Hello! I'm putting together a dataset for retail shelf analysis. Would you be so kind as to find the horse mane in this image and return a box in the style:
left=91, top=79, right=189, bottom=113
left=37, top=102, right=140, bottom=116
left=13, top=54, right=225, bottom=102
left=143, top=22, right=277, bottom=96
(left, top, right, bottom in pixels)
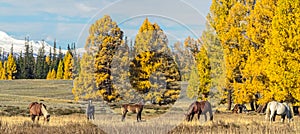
left=186, top=101, right=196, bottom=114
left=40, top=103, right=47, bottom=109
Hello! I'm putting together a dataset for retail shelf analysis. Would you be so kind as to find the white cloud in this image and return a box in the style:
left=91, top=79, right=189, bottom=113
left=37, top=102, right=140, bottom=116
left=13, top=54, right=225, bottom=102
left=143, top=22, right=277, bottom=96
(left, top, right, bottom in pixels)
left=0, top=0, right=212, bottom=48
left=75, top=3, right=98, bottom=13
left=0, top=0, right=111, bottom=17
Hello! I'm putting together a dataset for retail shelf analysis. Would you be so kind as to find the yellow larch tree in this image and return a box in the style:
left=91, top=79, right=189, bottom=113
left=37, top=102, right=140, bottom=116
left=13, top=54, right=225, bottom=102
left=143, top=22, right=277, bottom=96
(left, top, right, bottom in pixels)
left=196, top=46, right=211, bottom=100
left=6, top=53, right=17, bottom=80
left=63, top=51, right=73, bottom=80
left=56, top=60, right=63, bottom=79
left=131, top=18, right=180, bottom=104
left=245, top=0, right=278, bottom=106
left=264, top=0, right=300, bottom=105
left=209, top=0, right=256, bottom=109
left=73, top=15, right=123, bottom=102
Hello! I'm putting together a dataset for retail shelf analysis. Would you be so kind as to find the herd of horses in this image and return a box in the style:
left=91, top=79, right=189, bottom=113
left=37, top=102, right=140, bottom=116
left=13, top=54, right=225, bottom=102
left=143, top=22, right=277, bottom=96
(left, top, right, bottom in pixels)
left=27, top=100, right=294, bottom=124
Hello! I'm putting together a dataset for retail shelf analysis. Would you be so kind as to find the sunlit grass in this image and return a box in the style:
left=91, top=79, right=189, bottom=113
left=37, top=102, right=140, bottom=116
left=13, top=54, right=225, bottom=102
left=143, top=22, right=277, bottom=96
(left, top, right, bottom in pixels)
left=0, top=80, right=299, bottom=133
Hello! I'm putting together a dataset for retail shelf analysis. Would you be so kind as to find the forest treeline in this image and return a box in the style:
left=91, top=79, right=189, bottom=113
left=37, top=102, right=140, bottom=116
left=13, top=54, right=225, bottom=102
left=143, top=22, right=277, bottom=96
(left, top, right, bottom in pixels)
left=2, top=0, right=299, bottom=108
left=0, top=38, right=77, bottom=80
left=73, top=0, right=300, bottom=107
left=207, top=0, right=300, bottom=109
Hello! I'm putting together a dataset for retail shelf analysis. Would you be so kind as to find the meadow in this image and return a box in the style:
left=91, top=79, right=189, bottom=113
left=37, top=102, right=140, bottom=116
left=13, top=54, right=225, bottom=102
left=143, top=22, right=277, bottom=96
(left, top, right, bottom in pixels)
left=0, top=80, right=299, bottom=134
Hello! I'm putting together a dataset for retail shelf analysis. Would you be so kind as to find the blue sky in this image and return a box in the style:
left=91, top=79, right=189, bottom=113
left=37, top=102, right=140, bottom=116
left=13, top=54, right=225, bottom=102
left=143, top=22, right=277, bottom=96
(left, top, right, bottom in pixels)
left=0, top=0, right=212, bottom=49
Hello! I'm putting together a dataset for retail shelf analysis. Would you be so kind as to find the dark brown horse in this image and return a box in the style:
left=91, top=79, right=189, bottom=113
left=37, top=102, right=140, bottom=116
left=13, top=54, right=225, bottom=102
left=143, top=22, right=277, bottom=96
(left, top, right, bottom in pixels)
left=29, top=102, right=50, bottom=123
left=232, top=104, right=248, bottom=114
left=185, top=101, right=213, bottom=122
left=121, top=101, right=144, bottom=122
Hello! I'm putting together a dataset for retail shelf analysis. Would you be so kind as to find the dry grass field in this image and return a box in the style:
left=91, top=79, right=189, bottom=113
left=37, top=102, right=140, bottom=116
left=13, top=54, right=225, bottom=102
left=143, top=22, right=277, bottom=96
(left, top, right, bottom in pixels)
left=0, top=80, right=299, bottom=134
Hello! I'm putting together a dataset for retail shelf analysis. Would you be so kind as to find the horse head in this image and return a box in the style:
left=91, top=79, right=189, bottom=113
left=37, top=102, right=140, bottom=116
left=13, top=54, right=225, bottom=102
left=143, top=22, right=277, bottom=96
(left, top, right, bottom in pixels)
left=184, top=113, right=190, bottom=121
left=40, top=103, right=50, bottom=122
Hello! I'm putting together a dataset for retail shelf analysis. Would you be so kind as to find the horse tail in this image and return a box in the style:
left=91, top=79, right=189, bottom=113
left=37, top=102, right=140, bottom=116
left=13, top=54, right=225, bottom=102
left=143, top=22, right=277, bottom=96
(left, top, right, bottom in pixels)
left=265, top=102, right=271, bottom=120
left=284, top=103, right=293, bottom=120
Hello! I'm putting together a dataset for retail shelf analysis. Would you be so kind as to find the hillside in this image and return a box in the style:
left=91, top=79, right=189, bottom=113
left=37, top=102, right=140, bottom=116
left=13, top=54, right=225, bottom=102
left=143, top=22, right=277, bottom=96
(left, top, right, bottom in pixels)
left=0, top=31, right=69, bottom=56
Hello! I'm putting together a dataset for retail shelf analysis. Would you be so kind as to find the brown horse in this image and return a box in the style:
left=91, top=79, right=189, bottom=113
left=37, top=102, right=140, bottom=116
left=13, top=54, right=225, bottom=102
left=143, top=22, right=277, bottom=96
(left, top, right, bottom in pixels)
left=29, top=102, right=50, bottom=123
left=232, top=104, right=248, bottom=114
left=185, top=101, right=213, bottom=122
left=121, top=101, right=144, bottom=122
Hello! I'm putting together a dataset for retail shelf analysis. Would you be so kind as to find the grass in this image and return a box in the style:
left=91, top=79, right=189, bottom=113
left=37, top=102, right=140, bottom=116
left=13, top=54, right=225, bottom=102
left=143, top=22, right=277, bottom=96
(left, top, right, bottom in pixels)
left=0, top=80, right=299, bottom=134
left=0, top=114, right=106, bottom=134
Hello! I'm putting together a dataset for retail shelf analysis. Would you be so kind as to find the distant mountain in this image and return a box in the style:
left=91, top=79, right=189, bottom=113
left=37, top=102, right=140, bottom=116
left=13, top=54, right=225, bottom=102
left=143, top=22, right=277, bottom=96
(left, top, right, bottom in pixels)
left=0, top=31, right=88, bottom=57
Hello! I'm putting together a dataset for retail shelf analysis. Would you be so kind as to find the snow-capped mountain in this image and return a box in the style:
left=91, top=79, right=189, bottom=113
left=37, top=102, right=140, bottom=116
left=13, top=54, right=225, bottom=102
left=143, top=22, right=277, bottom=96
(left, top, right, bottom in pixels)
left=0, top=31, right=69, bottom=56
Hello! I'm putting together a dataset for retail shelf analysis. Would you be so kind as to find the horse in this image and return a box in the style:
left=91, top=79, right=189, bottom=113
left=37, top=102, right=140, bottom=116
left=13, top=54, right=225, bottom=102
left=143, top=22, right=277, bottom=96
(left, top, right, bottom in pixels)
left=185, top=101, right=213, bottom=122
left=232, top=104, right=248, bottom=114
left=265, top=101, right=293, bottom=123
left=86, top=100, right=95, bottom=120
left=121, top=100, right=144, bottom=122
left=29, top=102, right=50, bottom=123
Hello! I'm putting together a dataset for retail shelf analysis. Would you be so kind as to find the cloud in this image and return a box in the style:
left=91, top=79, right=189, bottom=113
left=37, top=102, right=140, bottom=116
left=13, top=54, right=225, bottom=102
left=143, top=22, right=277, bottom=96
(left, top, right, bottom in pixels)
left=0, top=0, right=212, bottom=48
left=75, top=3, right=98, bottom=13
left=0, top=0, right=111, bottom=17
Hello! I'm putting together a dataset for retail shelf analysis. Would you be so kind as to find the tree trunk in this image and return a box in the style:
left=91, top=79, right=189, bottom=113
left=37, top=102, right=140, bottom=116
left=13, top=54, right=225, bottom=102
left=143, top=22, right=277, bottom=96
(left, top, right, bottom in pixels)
left=227, top=90, right=232, bottom=110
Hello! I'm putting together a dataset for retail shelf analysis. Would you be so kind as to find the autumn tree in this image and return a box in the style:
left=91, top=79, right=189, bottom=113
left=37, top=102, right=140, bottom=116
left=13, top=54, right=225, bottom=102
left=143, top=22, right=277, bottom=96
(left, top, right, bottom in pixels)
left=1, top=61, right=7, bottom=80
left=56, top=60, right=63, bottom=79
left=73, top=15, right=123, bottom=102
left=263, top=0, right=300, bottom=105
left=209, top=0, right=256, bottom=110
left=196, top=46, right=212, bottom=100
left=63, top=51, right=73, bottom=80
left=110, top=37, right=133, bottom=101
left=173, top=41, right=195, bottom=81
left=6, top=53, right=17, bottom=80
left=130, top=18, right=180, bottom=104
left=0, top=61, right=3, bottom=80
left=72, top=53, right=97, bottom=101
left=187, top=66, right=200, bottom=99
left=201, top=20, right=225, bottom=103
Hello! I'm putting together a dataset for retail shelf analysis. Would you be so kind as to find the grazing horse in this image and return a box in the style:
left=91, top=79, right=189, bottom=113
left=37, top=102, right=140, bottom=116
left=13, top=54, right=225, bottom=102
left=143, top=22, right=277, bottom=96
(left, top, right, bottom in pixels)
left=121, top=100, right=144, bottom=122
left=232, top=104, right=248, bottom=114
left=265, top=101, right=293, bottom=123
left=86, top=100, right=95, bottom=120
left=185, top=101, right=213, bottom=122
left=29, top=102, right=50, bottom=123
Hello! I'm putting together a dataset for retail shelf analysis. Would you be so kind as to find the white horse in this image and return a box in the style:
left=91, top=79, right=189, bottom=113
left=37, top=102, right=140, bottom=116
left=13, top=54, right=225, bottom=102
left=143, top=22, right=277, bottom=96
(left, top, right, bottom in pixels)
left=265, top=101, right=293, bottom=123
left=86, top=100, right=95, bottom=120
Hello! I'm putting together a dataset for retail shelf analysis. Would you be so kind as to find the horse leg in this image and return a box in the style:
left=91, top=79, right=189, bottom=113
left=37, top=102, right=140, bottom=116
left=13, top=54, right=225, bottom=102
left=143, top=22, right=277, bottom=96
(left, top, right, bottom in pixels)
left=197, top=112, right=201, bottom=121
left=269, top=112, right=274, bottom=123
left=270, top=112, right=276, bottom=123
left=37, top=116, right=40, bottom=124
left=272, top=114, right=276, bottom=122
left=31, top=115, right=36, bottom=123
left=281, top=115, right=285, bottom=123
left=204, top=113, right=207, bottom=122
left=121, top=112, right=127, bottom=122
left=190, top=113, right=194, bottom=121
left=139, top=111, right=142, bottom=121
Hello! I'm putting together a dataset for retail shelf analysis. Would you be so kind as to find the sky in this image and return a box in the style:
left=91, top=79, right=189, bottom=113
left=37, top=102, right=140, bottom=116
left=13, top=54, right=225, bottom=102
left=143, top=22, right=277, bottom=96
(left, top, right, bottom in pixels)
left=0, top=0, right=212, bottom=49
